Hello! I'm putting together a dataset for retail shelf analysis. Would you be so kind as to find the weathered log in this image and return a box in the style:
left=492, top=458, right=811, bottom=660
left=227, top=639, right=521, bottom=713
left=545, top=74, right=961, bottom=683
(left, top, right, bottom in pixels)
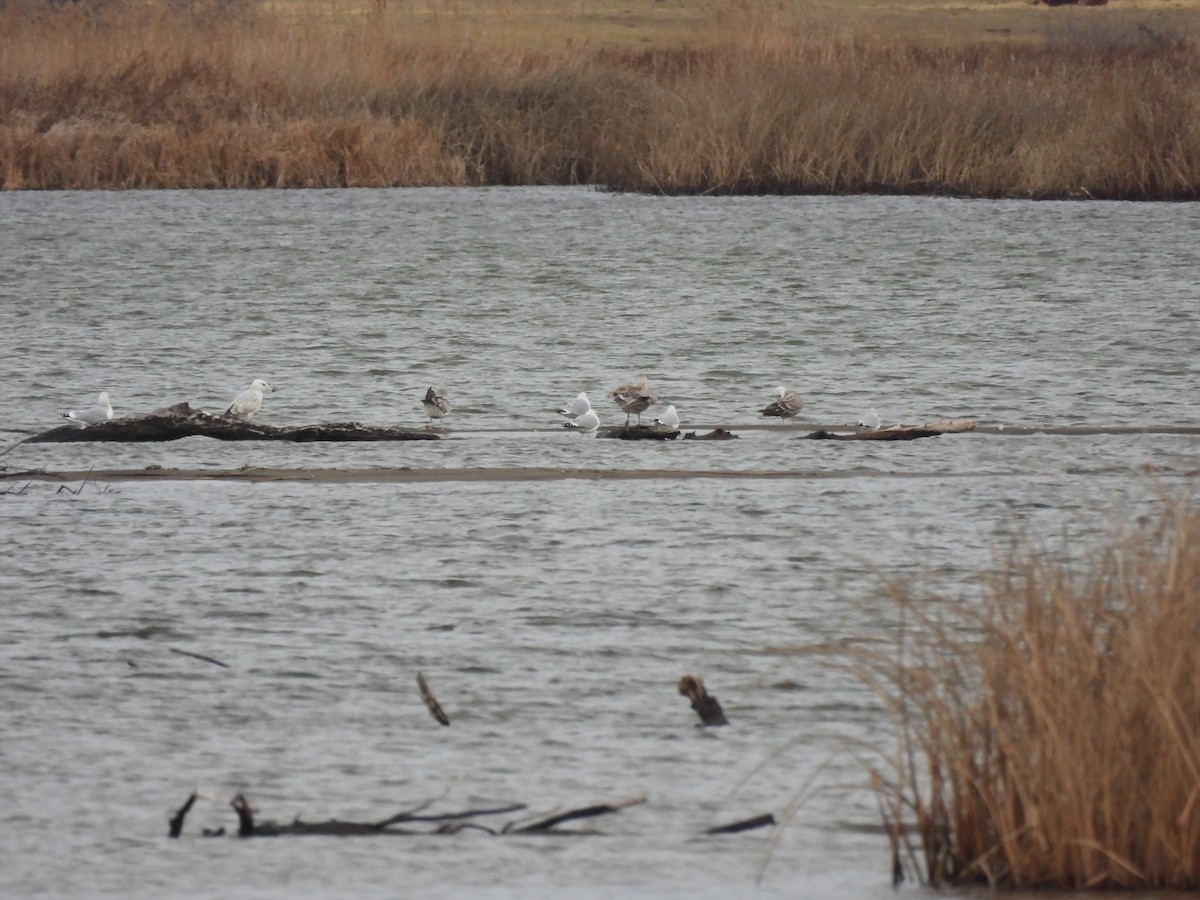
left=506, top=796, right=648, bottom=834
left=678, top=675, right=728, bottom=726
left=22, top=403, right=440, bottom=445
left=705, top=813, right=776, bottom=835
left=682, top=428, right=739, bottom=441
left=168, top=791, right=198, bottom=838
left=805, top=419, right=976, bottom=442
left=597, top=425, right=679, bottom=440
left=168, top=647, right=229, bottom=668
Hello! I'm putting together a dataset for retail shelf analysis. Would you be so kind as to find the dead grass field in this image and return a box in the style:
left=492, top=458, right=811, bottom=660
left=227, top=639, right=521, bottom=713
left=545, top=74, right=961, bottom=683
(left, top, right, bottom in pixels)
left=3, top=0, right=1200, bottom=194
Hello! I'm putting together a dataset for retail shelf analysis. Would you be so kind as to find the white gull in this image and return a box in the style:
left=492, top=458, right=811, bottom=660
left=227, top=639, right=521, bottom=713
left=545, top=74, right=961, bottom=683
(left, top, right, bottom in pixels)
left=62, top=391, right=114, bottom=427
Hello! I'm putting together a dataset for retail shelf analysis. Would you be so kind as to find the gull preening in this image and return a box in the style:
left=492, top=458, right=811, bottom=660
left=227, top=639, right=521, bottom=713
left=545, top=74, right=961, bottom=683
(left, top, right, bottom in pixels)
left=225, top=379, right=274, bottom=420
left=61, top=391, right=114, bottom=427
left=422, top=386, right=451, bottom=426
left=654, top=404, right=680, bottom=430
left=760, top=386, right=804, bottom=421
left=609, top=374, right=659, bottom=425
left=858, top=408, right=882, bottom=430
left=563, top=407, right=600, bottom=432
left=558, top=392, right=591, bottom=419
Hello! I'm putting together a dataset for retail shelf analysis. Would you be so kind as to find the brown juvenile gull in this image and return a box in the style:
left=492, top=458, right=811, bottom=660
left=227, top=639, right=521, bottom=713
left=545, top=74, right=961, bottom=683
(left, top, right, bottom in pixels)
left=225, top=379, right=274, bottom=420
left=422, top=386, right=451, bottom=426
left=609, top=374, right=659, bottom=425
left=62, top=391, right=114, bottom=426
left=760, top=386, right=803, bottom=422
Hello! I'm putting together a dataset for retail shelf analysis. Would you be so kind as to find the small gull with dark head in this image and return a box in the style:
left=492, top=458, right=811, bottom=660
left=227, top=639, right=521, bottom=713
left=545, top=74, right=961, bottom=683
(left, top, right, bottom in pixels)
left=654, top=404, right=680, bottom=430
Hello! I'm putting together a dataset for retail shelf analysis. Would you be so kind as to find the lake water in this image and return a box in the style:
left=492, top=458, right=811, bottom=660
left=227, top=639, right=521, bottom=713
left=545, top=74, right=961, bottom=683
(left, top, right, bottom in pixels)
left=1, top=187, right=1198, bottom=898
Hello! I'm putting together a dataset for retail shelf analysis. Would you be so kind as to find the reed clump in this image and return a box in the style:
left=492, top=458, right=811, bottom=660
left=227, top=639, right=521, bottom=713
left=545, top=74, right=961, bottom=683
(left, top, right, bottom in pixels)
left=867, top=499, right=1200, bottom=888
left=2, top=2, right=1200, bottom=196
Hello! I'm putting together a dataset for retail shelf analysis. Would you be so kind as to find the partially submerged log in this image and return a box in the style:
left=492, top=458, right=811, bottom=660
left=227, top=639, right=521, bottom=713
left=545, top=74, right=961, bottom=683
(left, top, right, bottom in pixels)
left=678, top=675, right=728, bottom=726
left=805, top=419, right=976, bottom=442
left=168, top=792, right=643, bottom=839
left=706, top=813, right=776, bottom=835
left=23, top=403, right=439, bottom=444
left=683, top=429, right=739, bottom=441
left=597, top=425, right=679, bottom=440
left=417, top=672, right=450, bottom=726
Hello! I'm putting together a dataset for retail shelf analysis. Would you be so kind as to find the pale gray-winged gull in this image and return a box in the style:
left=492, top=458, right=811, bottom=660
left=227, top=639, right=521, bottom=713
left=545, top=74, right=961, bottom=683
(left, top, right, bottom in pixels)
left=654, top=404, right=680, bottom=430
left=760, top=386, right=803, bottom=421
left=858, top=408, right=882, bottom=430
left=422, top=386, right=451, bottom=426
left=62, top=391, right=114, bottom=427
left=563, top=408, right=600, bottom=432
left=225, top=379, right=274, bottom=420
left=609, top=374, right=659, bottom=424
left=558, top=391, right=591, bottom=419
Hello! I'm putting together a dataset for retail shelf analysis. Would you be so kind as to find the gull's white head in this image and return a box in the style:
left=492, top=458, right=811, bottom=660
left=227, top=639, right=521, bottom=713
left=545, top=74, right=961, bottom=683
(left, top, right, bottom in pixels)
left=98, top=392, right=112, bottom=408
left=250, top=379, right=274, bottom=393
left=775, top=386, right=788, bottom=398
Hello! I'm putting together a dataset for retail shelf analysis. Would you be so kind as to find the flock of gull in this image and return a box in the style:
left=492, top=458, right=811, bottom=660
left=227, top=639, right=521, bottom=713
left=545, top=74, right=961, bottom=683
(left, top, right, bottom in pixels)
left=59, top=376, right=885, bottom=432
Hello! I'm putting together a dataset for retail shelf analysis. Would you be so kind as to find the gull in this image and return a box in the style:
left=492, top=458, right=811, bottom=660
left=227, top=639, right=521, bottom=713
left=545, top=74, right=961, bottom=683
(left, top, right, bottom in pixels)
left=609, top=373, right=659, bottom=425
left=558, top=392, right=591, bottom=419
left=225, top=379, right=274, bottom=420
left=422, top=386, right=451, bottom=426
left=654, top=404, right=680, bottom=430
left=760, top=386, right=803, bottom=422
left=858, top=408, right=882, bottom=430
left=563, top=408, right=600, bottom=432
left=62, top=391, right=114, bottom=427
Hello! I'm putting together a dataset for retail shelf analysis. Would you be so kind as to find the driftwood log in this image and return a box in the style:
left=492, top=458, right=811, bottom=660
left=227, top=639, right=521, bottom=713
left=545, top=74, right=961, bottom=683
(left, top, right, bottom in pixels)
left=805, top=419, right=976, bottom=442
left=21, top=403, right=440, bottom=445
left=168, top=792, right=645, bottom=839
left=597, top=425, right=680, bottom=440
left=682, top=429, right=739, bottom=441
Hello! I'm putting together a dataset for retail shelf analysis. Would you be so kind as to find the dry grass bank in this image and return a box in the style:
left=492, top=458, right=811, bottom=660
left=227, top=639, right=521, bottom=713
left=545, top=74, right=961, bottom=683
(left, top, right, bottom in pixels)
left=865, top=498, right=1200, bottom=888
left=2, top=1, right=1199, bottom=195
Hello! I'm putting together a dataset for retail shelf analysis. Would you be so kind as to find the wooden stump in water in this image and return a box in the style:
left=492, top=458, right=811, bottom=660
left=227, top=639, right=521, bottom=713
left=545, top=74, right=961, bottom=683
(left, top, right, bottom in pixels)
left=678, top=675, right=728, bottom=726
left=597, top=425, right=679, bottom=440
left=805, top=419, right=976, bottom=442
left=682, top=429, right=739, bottom=441
left=22, top=403, right=440, bottom=444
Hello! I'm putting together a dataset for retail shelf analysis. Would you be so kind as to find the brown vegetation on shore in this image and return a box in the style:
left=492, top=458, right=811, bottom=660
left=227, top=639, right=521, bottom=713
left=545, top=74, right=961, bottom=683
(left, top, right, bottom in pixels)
left=2, top=1, right=1199, bottom=197
left=866, top=498, right=1200, bottom=888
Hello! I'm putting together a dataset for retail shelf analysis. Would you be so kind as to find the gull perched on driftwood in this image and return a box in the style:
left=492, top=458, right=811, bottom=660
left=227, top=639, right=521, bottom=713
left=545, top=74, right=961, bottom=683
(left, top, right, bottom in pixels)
left=858, top=408, right=882, bottom=430
left=564, top=407, right=600, bottom=432
left=609, top=374, right=659, bottom=425
left=654, top=404, right=680, bottom=430
left=422, top=386, right=451, bottom=427
left=557, top=392, right=591, bottom=419
left=62, top=391, right=114, bottom=426
left=225, top=379, right=274, bottom=420
left=760, top=386, right=803, bottom=422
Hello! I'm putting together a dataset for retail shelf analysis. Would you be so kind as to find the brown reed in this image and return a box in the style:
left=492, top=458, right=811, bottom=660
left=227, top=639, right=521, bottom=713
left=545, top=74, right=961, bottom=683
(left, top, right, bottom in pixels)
left=864, top=498, right=1200, bottom=888
left=2, top=2, right=1199, bottom=196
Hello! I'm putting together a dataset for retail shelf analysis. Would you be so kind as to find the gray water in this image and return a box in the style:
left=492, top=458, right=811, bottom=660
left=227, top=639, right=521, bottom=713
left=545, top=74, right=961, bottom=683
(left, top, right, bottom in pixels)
left=1, top=187, right=1198, bottom=899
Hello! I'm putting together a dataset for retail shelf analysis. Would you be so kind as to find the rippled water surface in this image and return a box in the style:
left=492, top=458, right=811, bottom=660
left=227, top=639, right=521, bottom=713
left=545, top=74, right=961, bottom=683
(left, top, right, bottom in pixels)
left=1, top=188, right=1198, bottom=898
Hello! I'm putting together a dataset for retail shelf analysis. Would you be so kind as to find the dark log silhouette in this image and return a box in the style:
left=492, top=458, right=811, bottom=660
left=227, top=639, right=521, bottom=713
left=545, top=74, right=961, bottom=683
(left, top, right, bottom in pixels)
left=678, top=675, right=728, bottom=726
left=417, top=672, right=450, bottom=726
left=597, top=425, right=679, bottom=440
left=706, top=813, right=776, bottom=834
left=21, top=403, right=440, bottom=445
left=168, top=791, right=643, bottom=839
left=683, top=429, right=739, bottom=441
left=805, top=419, right=976, bottom=442
left=168, top=647, right=229, bottom=668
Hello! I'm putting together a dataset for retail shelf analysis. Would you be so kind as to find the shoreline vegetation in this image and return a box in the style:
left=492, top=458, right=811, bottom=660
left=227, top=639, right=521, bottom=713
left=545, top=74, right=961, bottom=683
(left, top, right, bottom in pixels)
left=2, top=0, right=1200, bottom=197
left=863, top=497, right=1200, bottom=889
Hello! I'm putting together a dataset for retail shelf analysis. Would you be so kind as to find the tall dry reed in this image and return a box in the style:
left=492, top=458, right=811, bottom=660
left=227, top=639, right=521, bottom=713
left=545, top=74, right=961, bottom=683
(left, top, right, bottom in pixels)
left=864, top=498, right=1200, bottom=888
left=2, top=2, right=1199, bottom=195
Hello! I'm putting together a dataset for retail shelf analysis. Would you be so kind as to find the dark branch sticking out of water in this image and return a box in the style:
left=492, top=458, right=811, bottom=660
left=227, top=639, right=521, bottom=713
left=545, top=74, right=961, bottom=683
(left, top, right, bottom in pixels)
left=18, top=403, right=440, bottom=446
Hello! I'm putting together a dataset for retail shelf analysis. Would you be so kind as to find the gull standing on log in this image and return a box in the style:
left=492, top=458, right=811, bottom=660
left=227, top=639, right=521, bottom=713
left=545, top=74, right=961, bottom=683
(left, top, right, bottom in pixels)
left=609, top=374, right=659, bottom=425
left=225, top=379, right=274, bottom=420
left=858, top=408, right=882, bottom=430
left=558, top=391, right=591, bottom=419
left=760, top=386, right=803, bottom=422
left=654, top=404, right=680, bottom=430
left=422, top=386, right=451, bottom=427
left=61, top=391, right=114, bottom=426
